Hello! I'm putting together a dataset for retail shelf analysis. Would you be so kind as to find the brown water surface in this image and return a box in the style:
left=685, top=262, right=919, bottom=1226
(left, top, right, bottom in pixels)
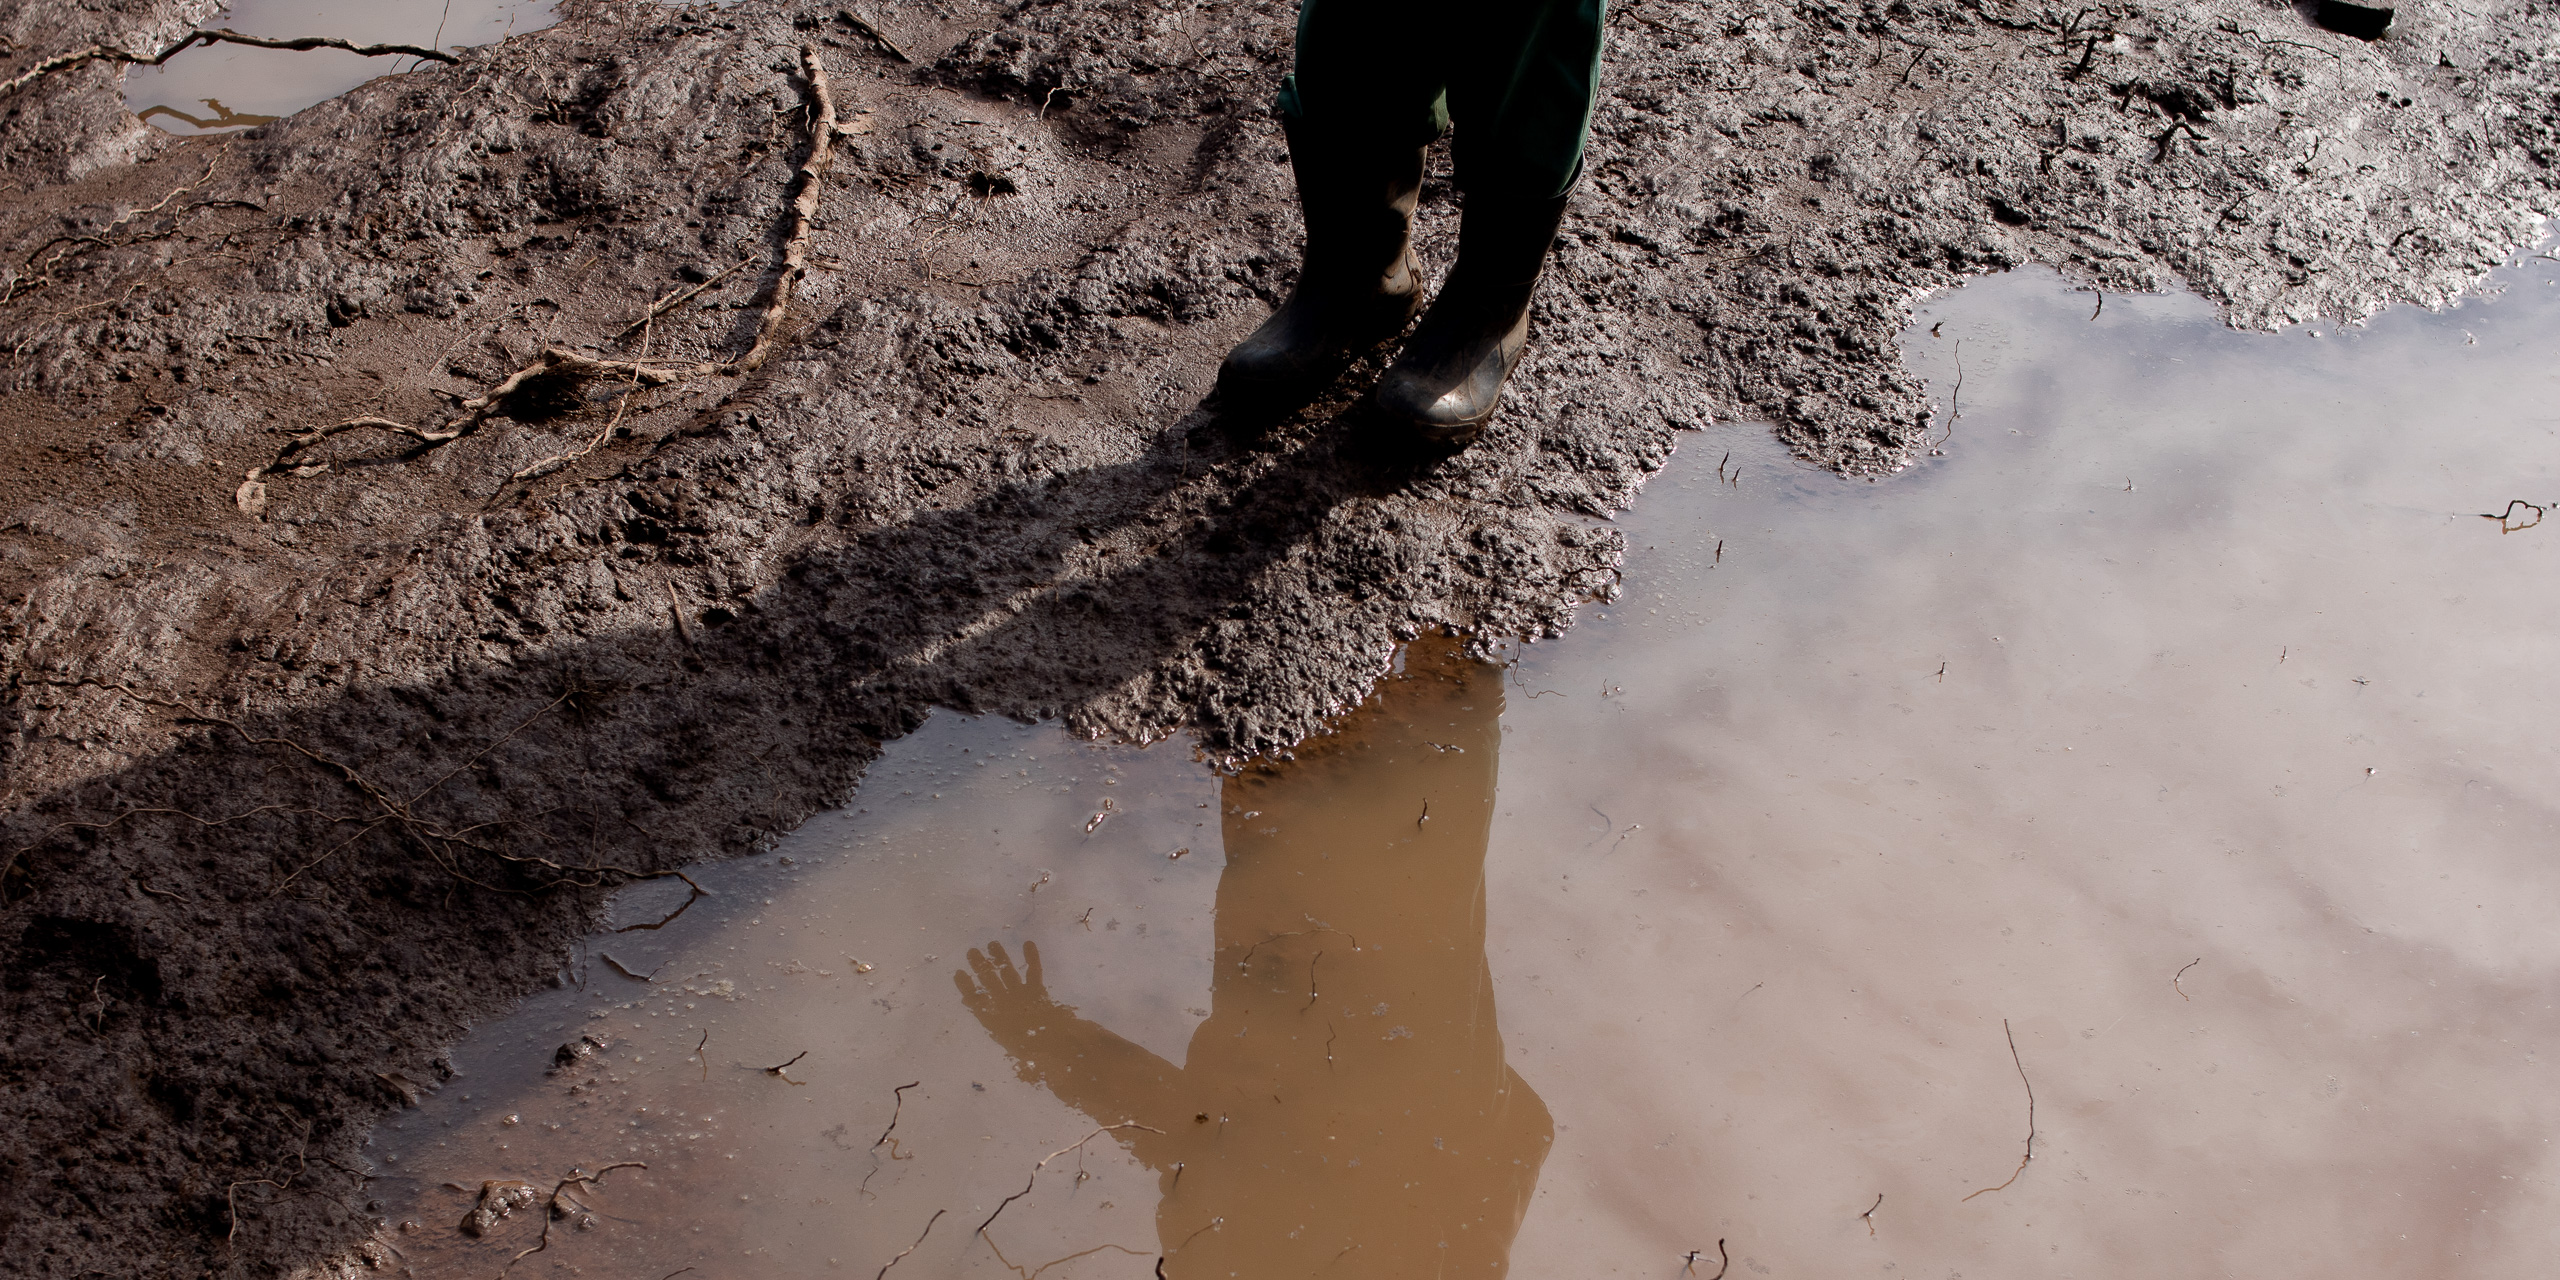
left=365, top=259, right=2560, bottom=1278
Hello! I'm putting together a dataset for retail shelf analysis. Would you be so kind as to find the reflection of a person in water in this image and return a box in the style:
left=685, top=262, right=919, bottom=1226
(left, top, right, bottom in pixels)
left=956, top=636, right=1550, bottom=1277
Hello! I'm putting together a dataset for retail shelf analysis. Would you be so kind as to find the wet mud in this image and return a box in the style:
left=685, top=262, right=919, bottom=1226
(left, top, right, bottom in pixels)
left=358, top=261, right=2558, bottom=1279
left=1, top=0, right=2557, bottom=1275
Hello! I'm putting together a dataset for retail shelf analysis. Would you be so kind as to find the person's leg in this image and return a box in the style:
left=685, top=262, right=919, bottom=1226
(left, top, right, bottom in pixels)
left=1216, top=1, right=1450, bottom=407
left=1372, top=0, right=1604, bottom=441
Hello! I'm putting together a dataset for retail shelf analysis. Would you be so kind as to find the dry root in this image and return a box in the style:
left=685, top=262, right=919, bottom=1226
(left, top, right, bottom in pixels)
left=504, top=1163, right=646, bottom=1272
left=236, top=43, right=844, bottom=515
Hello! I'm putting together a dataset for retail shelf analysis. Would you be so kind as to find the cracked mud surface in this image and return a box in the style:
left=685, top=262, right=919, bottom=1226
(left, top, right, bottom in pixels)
left=0, top=0, right=2553, bottom=1274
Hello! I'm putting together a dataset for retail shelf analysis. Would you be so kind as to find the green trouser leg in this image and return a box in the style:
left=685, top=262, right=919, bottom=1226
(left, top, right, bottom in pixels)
left=1276, top=0, right=1605, bottom=200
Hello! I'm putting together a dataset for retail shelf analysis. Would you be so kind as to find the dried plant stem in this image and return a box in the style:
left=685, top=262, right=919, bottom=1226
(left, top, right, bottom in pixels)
left=236, top=43, right=842, bottom=514
left=505, top=1163, right=646, bottom=1271
left=1961, top=1019, right=2036, bottom=1201
left=976, top=1123, right=1167, bottom=1238
left=876, top=1208, right=945, bottom=1280
left=1, top=28, right=454, bottom=100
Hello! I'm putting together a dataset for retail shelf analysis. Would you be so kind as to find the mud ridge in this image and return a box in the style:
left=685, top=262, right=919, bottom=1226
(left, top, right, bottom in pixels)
left=0, top=0, right=2554, bottom=1274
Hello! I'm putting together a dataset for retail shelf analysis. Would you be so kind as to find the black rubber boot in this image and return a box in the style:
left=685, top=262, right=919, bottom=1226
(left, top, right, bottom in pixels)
left=1371, top=188, right=1573, bottom=444
left=1216, top=125, right=1428, bottom=408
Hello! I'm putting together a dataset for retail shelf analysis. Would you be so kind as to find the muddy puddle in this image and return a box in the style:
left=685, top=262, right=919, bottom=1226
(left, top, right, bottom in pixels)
left=361, top=257, right=2560, bottom=1278
left=124, top=1, right=555, bottom=134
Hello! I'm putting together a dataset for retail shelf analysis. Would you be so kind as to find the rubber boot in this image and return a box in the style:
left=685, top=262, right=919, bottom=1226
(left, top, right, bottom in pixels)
left=1216, top=125, right=1428, bottom=408
left=1371, top=188, right=1573, bottom=444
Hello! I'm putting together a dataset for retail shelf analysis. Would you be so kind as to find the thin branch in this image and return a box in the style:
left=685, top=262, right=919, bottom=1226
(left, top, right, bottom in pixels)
left=505, top=1163, right=646, bottom=1271
left=875, top=1081, right=922, bottom=1153
left=614, top=256, right=753, bottom=338
left=2, top=27, right=455, bottom=100
left=239, top=42, right=843, bottom=512
left=877, top=1208, right=946, bottom=1280
left=835, top=9, right=912, bottom=63
left=511, top=313, right=655, bottom=483
left=1683, top=1239, right=1728, bottom=1277
left=976, top=1123, right=1167, bottom=1238
left=1961, top=1019, right=2036, bottom=1201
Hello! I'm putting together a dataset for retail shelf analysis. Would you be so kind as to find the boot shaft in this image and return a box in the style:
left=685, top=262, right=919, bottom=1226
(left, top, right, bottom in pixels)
left=1284, top=117, right=1427, bottom=292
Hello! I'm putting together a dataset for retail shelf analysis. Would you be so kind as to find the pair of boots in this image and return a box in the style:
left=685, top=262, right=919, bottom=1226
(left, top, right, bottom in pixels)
left=1217, top=130, right=1570, bottom=445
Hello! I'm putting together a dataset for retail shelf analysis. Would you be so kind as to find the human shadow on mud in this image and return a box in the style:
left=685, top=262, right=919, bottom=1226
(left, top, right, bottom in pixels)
left=0, top=394, right=1457, bottom=1273
left=957, top=636, right=1550, bottom=1279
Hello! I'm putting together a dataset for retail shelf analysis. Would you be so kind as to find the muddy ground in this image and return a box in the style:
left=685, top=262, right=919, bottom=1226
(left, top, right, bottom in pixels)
left=0, top=0, right=2553, bottom=1274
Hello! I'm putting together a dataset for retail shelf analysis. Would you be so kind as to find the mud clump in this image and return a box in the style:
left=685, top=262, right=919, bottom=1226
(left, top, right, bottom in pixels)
left=0, top=0, right=2555, bottom=1276
left=455, top=1180, right=541, bottom=1238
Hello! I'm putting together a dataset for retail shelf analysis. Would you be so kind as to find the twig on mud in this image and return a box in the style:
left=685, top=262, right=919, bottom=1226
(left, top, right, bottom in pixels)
left=614, top=875, right=708, bottom=931
left=223, top=1121, right=315, bottom=1245
left=859, top=1079, right=922, bottom=1198
left=2174, top=957, right=2200, bottom=1000
left=875, top=1080, right=922, bottom=1154
left=835, top=9, right=912, bottom=62
left=765, top=1050, right=810, bottom=1076
left=983, top=1239, right=1155, bottom=1280
left=6, top=800, right=345, bottom=901
left=2151, top=118, right=2207, bottom=162
left=510, top=313, right=656, bottom=484
left=976, top=1123, right=1167, bottom=1238
left=2481, top=499, right=2544, bottom=533
left=80, top=975, right=112, bottom=1031
left=615, top=256, right=753, bottom=337
left=1862, top=1192, right=1883, bottom=1235
left=2090, top=288, right=2103, bottom=321
left=505, top=1163, right=646, bottom=1272
left=877, top=1207, right=946, bottom=1280
left=1960, top=1019, right=2036, bottom=1201
left=0, top=154, right=233, bottom=304
left=2215, top=21, right=2346, bottom=59
left=1683, top=1239, right=1728, bottom=1277
left=237, top=43, right=844, bottom=513
left=1950, top=338, right=1965, bottom=421
left=0, top=28, right=454, bottom=100
left=132, top=875, right=190, bottom=902
left=696, top=1030, right=710, bottom=1081
left=665, top=581, right=698, bottom=651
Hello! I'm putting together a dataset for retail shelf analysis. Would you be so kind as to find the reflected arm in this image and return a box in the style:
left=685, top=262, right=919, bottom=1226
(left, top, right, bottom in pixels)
left=955, top=941, right=1190, bottom=1170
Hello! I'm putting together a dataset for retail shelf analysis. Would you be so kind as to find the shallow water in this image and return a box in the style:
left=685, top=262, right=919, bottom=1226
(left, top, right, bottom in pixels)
left=123, top=1, right=553, bottom=134
left=365, top=258, right=2560, bottom=1278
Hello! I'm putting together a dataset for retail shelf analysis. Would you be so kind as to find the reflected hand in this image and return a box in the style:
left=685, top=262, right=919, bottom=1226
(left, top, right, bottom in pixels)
left=954, top=939, right=1051, bottom=1017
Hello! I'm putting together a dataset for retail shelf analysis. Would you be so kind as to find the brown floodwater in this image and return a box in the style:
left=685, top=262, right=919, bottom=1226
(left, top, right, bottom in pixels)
left=123, top=1, right=555, bottom=134
left=363, top=256, right=2560, bottom=1278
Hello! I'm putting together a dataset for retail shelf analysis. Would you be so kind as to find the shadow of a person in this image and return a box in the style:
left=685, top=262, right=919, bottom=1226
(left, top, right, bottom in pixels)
left=956, top=634, right=1550, bottom=1277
